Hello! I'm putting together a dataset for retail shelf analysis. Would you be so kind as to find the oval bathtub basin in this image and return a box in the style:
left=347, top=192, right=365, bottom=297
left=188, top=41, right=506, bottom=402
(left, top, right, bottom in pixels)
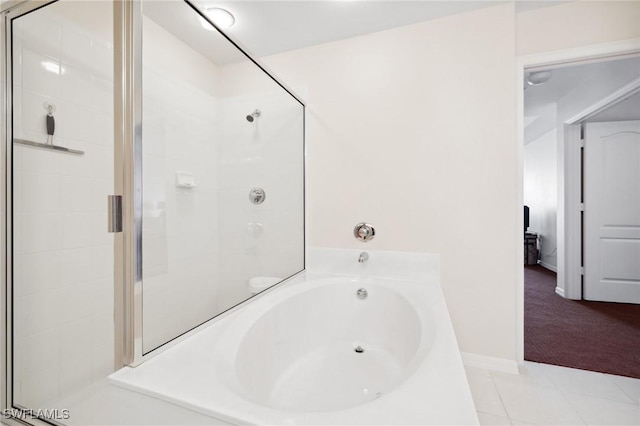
left=228, top=280, right=430, bottom=411
left=109, top=263, right=478, bottom=425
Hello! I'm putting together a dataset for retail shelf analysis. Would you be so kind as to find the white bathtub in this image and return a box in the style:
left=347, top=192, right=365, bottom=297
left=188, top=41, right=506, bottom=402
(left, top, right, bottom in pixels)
left=109, top=248, right=478, bottom=425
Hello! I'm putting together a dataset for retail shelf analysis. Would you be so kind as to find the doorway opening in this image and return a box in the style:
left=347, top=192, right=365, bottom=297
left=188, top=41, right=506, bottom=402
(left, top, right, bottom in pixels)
left=522, top=55, right=640, bottom=378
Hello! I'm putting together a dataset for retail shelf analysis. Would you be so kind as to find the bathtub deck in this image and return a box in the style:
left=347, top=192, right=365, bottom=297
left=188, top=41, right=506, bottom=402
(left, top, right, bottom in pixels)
left=109, top=249, right=478, bottom=425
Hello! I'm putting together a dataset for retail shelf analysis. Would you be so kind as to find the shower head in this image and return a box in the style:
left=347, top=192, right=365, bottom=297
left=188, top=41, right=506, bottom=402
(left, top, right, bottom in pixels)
left=246, top=109, right=261, bottom=122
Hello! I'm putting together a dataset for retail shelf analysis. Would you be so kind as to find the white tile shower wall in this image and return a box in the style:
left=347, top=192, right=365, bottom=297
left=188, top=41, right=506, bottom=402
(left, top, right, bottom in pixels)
left=11, top=2, right=114, bottom=408
left=140, top=17, right=220, bottom=352
left=216, top=62, right=304, bottom=308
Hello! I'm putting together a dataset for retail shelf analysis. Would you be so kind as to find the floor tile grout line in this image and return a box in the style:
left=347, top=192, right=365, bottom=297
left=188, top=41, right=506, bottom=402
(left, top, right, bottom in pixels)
left=561, top=387, right=595, bottom=426
left=476, top=412, right=513, bottom=426
left=488, top=368, right=515, bottom=424
left=545, top=370, right=638, bottom=406
left=604, top=374, right=640, bottom=406
left=466, top=368, right=509, bottom=420
left=477, top=364, right=639, bottom=425
left=476, top=409, right=513, bottom=426
left=476, top=409, right=511, bottom=418
left=525, top=362, right=638, bottom=406
left=491, top=365, right=601, bottom=426
left=561, top=388, right=638, bottom=407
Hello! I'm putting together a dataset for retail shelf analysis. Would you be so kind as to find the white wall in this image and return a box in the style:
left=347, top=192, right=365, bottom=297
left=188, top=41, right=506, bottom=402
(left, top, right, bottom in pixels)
left=11, top=1, right=114, bottom=407
left=256, top=1, right=640, bottom=362
left=516, top=1, right=640, bottom=56
left=524, top=130, right=558, bottom=270
left=262, top=4, right=519, bottom=361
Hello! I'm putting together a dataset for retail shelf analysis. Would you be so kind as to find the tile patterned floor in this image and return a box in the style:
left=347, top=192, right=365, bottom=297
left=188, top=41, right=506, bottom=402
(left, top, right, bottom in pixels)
left=37, top=360, right=640, bottom=425
left=468, top=361, right=640, bottom=426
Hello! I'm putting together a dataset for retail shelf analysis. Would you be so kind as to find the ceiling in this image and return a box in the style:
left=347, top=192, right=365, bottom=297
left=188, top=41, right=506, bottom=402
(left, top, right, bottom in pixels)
left=524, top=56, right=640, bottom=144
left=41, top=1, right=571, bottom=68
left=144, top=1, right=247, bottom=65
left=140, top=0, right=570, bottom=66
left=588, top=91, right=640, bottom=123
left=191, top=0, right=571, bottom=59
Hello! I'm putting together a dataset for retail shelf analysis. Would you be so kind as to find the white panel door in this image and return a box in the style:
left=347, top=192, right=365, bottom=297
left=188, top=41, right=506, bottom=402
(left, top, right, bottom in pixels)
left=584, top=121, right=640, bottom=304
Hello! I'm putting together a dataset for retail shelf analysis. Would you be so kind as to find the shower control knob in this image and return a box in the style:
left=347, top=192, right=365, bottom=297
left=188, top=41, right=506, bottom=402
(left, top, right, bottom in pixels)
left=354, top=222, right=375, bottom=242
left=249, top=187, right=266, bottom=205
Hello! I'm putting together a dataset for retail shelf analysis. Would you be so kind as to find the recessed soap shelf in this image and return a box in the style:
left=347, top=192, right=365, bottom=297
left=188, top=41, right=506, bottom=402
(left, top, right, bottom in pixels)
left=175, top=172, right=196, bottom=188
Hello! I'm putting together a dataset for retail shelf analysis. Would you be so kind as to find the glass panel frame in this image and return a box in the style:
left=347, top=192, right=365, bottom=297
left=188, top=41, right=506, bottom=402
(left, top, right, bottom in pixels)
left=1, top=4, right=305, bottom=416
left=1, top=4, right=54, bottom=424
left=114, top=0, right=142, bottom=368
left=1, top=1, right=106, bottom=424
left=2, top=1, right=121, bottom=423
left=118, top=0, right=305, bottom=366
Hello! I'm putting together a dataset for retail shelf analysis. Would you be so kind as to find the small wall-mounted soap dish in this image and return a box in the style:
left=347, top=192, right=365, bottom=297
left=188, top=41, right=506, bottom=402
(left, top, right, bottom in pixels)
left=175, top=172, right=196, bottom=189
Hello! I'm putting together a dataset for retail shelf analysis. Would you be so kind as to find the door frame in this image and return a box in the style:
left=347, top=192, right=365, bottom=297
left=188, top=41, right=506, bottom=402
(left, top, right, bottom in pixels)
left=0, top=1, right=128, bottom=423
left=0, top=2, right=80, bottom=424
left=113, top=0, right=142, bottom=368
left=564, top=76, right=640, bottom=301
left=516, top=38, right=640, bottom=364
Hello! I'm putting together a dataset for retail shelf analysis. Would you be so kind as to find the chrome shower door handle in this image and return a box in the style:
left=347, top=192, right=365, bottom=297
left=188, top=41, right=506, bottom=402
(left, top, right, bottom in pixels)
left=108, top=195, right=123, bottom=233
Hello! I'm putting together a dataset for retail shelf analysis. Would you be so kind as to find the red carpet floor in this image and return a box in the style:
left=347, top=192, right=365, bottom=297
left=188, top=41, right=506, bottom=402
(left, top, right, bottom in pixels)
left=524, top=265, right=640, bottom=378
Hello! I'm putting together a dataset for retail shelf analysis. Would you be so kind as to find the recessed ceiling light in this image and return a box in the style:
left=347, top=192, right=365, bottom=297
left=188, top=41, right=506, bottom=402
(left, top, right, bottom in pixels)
left=526, top=70, right=552, bottom=86
left=199, top=7, right=235, bottom=31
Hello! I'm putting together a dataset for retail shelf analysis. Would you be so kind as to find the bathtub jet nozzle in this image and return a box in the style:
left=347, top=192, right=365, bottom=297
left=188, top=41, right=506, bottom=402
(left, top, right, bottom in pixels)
left=354, top=345, right=364, bottom=353
left=356, top=288, right=368, bottom=300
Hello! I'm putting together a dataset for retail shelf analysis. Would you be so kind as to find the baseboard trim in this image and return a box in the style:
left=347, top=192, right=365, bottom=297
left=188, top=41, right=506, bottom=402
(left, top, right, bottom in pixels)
left=461, top=352, right=519, bottom=375
left=538, top=261, right=558, bottom=273
left=555, top=286, right=565, bottom=297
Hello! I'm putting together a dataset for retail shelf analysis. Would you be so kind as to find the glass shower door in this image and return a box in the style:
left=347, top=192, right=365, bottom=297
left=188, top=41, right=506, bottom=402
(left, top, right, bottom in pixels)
left=3, top=2, right=305, bottom=422
left=138, top=0, right=304, bottom=358
left=6, top=1, right=116, bottom=423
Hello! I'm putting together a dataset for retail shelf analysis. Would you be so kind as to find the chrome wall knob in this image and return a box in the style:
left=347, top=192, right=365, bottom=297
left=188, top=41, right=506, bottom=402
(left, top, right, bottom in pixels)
left=354, top=222, right=375, bottom=242
left=249, top=187, right=266, bottom=205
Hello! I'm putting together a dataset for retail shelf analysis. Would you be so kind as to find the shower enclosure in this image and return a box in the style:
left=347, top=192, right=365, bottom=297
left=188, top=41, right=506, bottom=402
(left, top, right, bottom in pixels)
left=1, top=1, right=304, bottom=424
